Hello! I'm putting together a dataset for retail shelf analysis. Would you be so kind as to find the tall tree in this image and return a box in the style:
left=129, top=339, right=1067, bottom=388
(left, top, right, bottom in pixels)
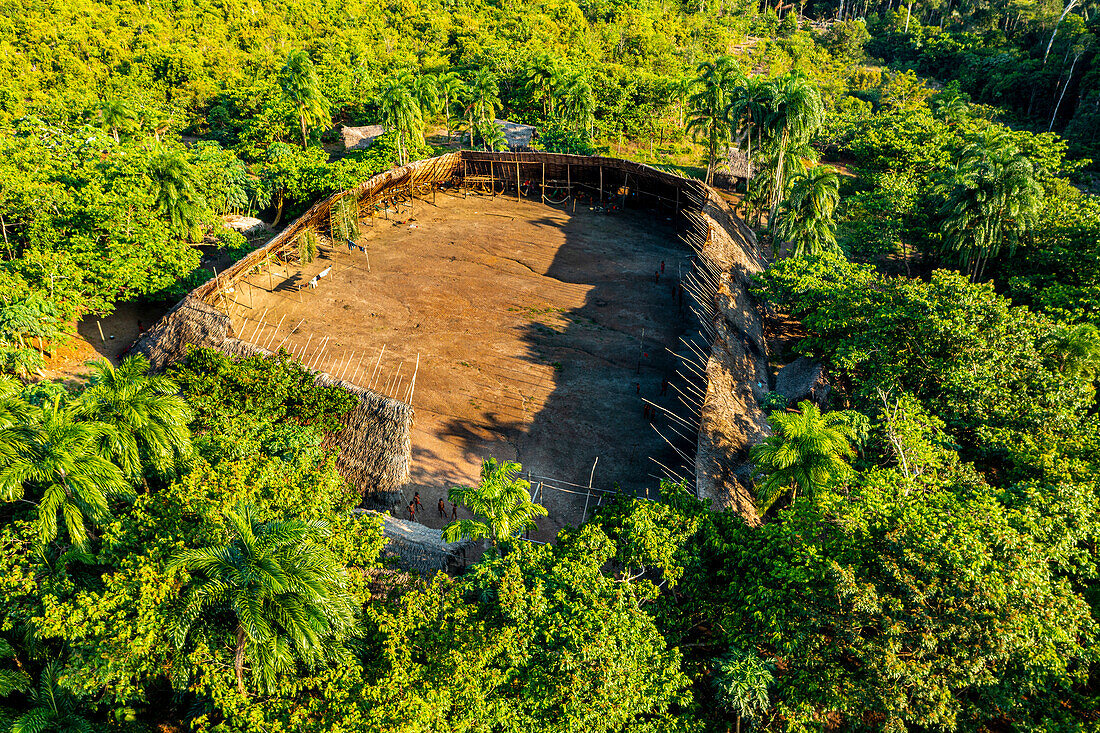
left=712, top=650, right=774, bottom=733
left=98, top=98, right=134, bottom=144
left=409, top=72, right=440, bottom=121
left=76, top=355, right=193, bottom=478
left=148, top=149, right=203, bottom=239
left=443, top=458, right=547, bottom=548
left=941, top=132, right=1043, bottom=281
left=524, top=53, right=564, bottom=118
left=169, top=504, right=356, bottom=696
left=463, top=70, right=501, bottom=148
left=759, top=71, right=825, bottom=225
left=0, top=394, right=130, bottom=550
left=559, top=72, right=596, bottom=137
left=751, top=400, right=857, bottom=510
left=686, top=56, right=745, bottom=186
left=774, top=166, right=841, bottom=257
left=437, top=71, right=465, bottom=141
left=279, top=49, right=331, bottom=148
left=8, top=660, right=92, bottom=733
left=725, top=75, right=775, bottom=169
left=379, top=77, right=423, bottom=166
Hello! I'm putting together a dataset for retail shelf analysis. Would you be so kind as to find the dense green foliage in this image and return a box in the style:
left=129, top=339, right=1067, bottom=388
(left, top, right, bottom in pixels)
left=1, top=0, right=1099, bottom=728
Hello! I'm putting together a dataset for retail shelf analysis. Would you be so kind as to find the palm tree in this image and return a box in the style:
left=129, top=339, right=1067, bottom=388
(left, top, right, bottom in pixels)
left=279, top=49, right=331, bottom=148
left=725, top=75, right=775, bottom=168
left=437, top=71, right=465, bottom=141
left=443, top=458, right=547, bottom=548
left=712, top=650, right=773, bottom=733
left=379, top=77, right=423, bottom=166
left=524, top=53, right=564, bottom=118
left=0, top=377, right=32, bottom=438
left=1044, top=322, right=1100, bottom=382
left=169, top=505, right=356, bottom=696
left=9, top=660, right=91, bottom=733
left=76, top=355, right=192, bottom=478
left=559, top=72, right=596, bottom=137
left=409, top=72, right=441, bottom=120
left=98, top=98, right=134, bottom=144
left=759, top=71, right=825, bottom=225
left=0, top=395, right=130, bottom=550
left=774, top=166, right=841, bottom=257
left=0, top=638, right=30, bottom=696
left=941, top=131, right=1043, bottom=281
left=148, top=149, right=202, bottom=239
left=751, top=400, right=856, bottom=510
left=464, top=70, right=501, bottom=148
left=686, top=56, right=745, bottom=186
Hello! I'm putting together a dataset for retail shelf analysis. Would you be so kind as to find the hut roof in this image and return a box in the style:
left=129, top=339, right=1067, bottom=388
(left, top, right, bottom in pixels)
left=495, top=119, right=536, bottom=149
left=342, top=124, right=386, bottom=152
left=359, top=510, right=473, bottom=574
left=725, top=149, right=755, bottom=179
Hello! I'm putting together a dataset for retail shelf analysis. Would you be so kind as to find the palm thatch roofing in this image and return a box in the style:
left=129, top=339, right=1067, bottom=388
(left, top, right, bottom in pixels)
left=130, top=298, right=413, bottom=501
left=495, top=119, right=536, bottom=149
left=358, top=510, right=473, bottom=574
left=725, top=149, right=755, bottom=179
left=342, top=124, right=386, bottom=152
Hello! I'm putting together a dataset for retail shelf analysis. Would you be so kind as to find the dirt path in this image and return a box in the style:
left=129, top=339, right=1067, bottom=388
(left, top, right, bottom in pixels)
left=229, top=190, right=696, bottom=540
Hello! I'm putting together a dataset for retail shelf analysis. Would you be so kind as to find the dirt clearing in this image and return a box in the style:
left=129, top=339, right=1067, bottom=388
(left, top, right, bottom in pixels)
left=229, top=189, right=695, bottom=540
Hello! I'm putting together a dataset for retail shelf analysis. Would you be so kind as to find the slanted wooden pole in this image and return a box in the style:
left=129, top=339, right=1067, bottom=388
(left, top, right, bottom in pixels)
left=369, top=345, right=386, bottom=389
left=96, top=320, right=106, bottom=343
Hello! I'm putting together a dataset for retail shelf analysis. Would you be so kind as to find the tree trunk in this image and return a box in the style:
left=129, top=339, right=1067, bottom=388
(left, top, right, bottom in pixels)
left=1043, top=0, right=1080, bottom=66
left=469, top=111, right=475, bottom=147
left=300, top=114, right=308, bottom=148
left=272, top=189, right=286, bottom=226
left=1050, top=53, right=1080, bottom=131
left=234, top=625, right=249, bottom=697
left=769, top=131, right=789, bottom=225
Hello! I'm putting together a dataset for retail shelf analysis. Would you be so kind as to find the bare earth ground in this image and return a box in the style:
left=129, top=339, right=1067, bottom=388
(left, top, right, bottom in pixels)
left=226, top=189, right=695, bottom=540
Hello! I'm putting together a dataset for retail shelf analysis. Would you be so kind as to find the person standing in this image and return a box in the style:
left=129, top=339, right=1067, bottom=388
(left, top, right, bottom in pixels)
left=451, top=502, right=458, bottom=520
left=438, top=498, right=446, bottom=518
left=407, top=501, right=416, bottom=521
left=413, top=492, right=423, bottom=513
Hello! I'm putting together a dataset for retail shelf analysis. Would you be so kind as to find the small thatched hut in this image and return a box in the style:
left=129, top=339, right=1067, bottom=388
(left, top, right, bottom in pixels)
left=726, top=149, right=755, bottom=179
left=360, top=510, right=473, bottom=574
left=342, top=124, right=385, bottom=152
left=495, top=119, right=536, bottom=149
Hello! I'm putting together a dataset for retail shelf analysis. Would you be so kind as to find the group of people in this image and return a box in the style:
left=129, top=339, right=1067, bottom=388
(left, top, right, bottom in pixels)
left=407, top=491, right=458, bottom=523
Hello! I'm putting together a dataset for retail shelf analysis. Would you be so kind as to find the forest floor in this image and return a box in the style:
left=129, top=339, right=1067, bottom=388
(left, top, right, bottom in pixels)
left=228, top=188, right=696, bottom=539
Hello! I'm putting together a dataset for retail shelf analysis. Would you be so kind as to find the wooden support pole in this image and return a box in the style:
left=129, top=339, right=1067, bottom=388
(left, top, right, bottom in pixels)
left=369, top=345, right=386, bottom=389
left=275, top=320, right=306, bottom=352
left=351, top=351, right=367, bottom=384
left=599, top=166, right=603, bottom=206
left=406, top=353, right=420, bottom=405
left=516, top=157, right=521, bottom=201
left=264, top=314, right=287, bottom=350
left=462, top=159, right=467, bottom=198
left=541, top=161, right=546, bottom=204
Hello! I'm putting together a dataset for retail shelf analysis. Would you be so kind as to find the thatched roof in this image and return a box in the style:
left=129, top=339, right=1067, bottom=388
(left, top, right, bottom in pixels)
left=725, top=149, right=755, bottom=179
left=342, top=124, right=385, bottom=152
left=359, top=510, right=473, bottom=574
left=131, top=296, right=231, bottom=371
left=495, top=119, right=536, bottom=149
left=131, top=303, right=412, bottom=499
